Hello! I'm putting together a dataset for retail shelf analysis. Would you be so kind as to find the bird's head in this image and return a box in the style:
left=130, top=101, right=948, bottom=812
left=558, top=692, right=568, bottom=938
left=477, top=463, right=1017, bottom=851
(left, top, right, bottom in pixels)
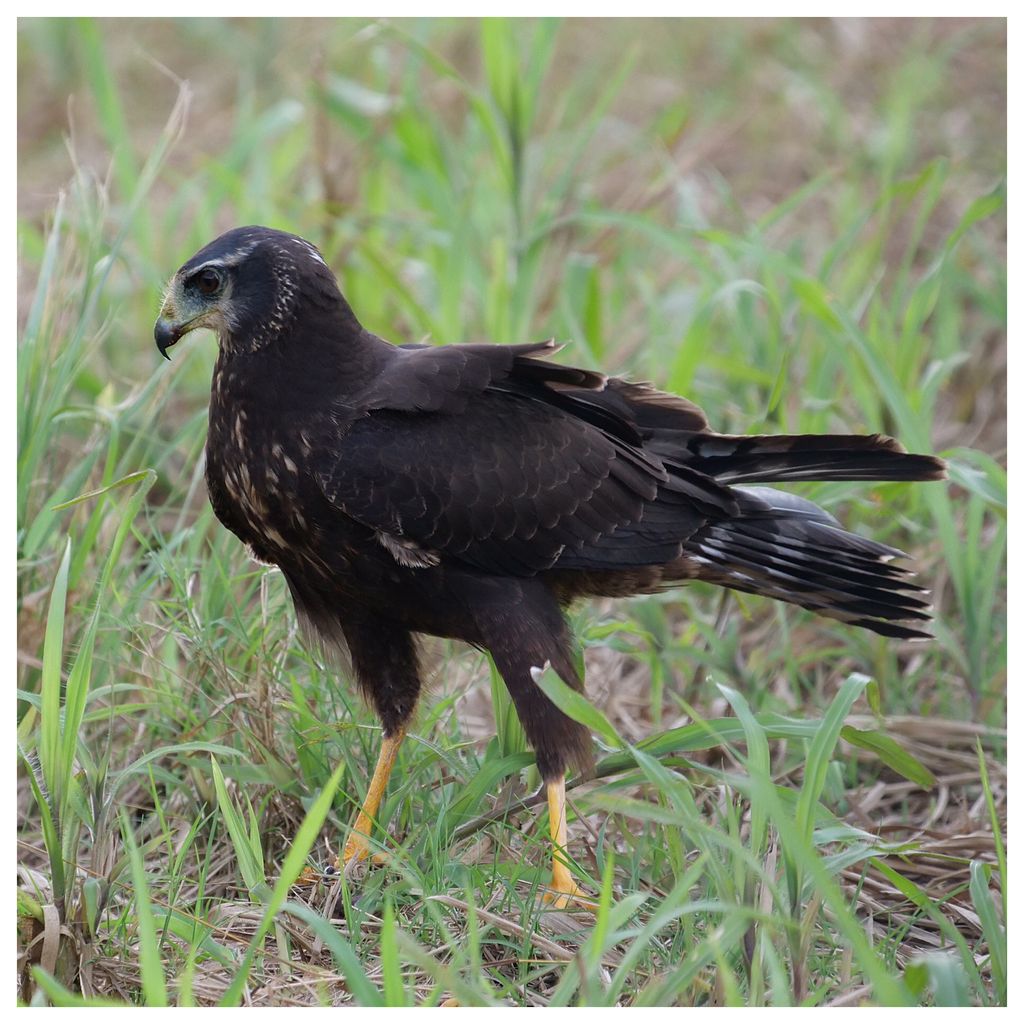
left=154, top=225, right=346, bottom=359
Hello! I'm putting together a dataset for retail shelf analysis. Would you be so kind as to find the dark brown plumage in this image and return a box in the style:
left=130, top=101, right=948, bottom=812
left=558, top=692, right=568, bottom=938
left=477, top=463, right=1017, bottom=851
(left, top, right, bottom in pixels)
left=155, top=225, right=946, bottom=903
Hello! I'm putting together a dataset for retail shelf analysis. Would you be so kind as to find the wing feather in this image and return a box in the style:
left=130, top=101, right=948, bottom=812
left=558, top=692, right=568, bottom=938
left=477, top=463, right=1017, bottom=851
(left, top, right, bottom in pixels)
left=315, top=342, right=706, bottom=575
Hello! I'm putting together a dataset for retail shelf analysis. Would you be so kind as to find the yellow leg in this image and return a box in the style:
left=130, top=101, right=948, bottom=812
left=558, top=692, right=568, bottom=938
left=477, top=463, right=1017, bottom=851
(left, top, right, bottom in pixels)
left=543, top=776, right=596, bottom=909
left=336, top=727, right=406, bottom=870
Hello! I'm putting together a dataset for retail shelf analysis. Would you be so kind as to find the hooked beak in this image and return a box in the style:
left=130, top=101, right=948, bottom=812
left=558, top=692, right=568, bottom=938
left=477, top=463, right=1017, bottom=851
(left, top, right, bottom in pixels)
left=154, top=317, right=183, bottom=360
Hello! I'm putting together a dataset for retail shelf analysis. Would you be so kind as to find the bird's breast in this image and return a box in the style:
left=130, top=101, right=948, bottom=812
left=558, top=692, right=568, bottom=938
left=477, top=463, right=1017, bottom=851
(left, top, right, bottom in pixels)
left=205, top=389, right=322, bottom=566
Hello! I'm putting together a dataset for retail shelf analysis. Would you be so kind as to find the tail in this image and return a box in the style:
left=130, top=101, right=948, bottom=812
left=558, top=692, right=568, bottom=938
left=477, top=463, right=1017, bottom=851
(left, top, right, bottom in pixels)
left=685, top=487, right=934, bottom=639
left=677, top=432, right=947, bottom=485
left=548, top=377, right=944, bottom=637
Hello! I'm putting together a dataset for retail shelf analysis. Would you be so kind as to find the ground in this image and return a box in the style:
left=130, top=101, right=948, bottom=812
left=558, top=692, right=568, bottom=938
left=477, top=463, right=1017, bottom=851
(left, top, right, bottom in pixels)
left=17, top=17, right=1006, bottom=1007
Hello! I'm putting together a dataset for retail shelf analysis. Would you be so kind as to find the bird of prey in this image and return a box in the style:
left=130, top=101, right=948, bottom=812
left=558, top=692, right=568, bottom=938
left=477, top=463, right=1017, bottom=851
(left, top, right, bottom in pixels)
left=155, top=225, right=945, bottom=907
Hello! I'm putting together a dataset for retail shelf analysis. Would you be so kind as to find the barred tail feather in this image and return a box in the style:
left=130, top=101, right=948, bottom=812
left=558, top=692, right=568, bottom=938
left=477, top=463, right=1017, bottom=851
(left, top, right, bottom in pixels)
left=685, top=487, right=933, bottom=639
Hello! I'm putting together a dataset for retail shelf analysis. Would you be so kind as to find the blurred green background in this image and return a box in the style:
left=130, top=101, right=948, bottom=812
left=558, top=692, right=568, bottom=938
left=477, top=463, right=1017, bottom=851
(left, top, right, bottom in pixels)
left=17, top=17, right=1006, bottom=1008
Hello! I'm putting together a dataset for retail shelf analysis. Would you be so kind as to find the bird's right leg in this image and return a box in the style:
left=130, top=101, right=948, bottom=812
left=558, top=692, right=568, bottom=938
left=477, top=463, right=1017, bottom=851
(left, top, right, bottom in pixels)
left=334, top=618, right=421, bottom=873
left=544, top=773, right=597, bottom=909
left=476, top=585, right=596, bottom=908
left=496, top=662, right=596, bottom=908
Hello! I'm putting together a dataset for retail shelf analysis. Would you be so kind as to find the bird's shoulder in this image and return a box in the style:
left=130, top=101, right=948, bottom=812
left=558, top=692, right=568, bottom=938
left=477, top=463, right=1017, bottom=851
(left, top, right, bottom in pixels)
left=342, top=337, right=604, bottom=417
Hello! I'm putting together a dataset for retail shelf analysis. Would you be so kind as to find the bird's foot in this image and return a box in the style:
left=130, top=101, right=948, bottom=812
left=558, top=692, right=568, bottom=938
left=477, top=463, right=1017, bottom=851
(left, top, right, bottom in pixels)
left=283, top=839, right=371, bottom=889
left=328, top=837, right=390, bottom=880
left=542, top=887, right=598, bottom=911
left=542, top=863, right=598, bottom=911
left=339, top=834, right=369, bottom=866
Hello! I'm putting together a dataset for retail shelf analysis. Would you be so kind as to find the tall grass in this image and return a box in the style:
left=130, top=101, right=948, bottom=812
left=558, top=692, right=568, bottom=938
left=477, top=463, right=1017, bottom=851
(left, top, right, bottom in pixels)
left=17, top=17, right=1005, bottom=1006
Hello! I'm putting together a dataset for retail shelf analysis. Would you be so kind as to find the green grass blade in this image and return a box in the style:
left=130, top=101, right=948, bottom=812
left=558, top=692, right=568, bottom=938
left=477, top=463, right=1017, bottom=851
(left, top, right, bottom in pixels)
left=211, top=756, right=266, bottom=895
left=718, top=683, right=771, bottom=859
left=531, top=662, right=623, bottom=749
left=120, top=810, right=169, bottom=1007
left=976, top=741, right=1006, bottom=922
left=871, top=858, right=985, bottom=999
left=380, top=900, right=408, bottom=1006
left=279, top=901, right=383, bottom=1007
left=31, top=967, right=125, bottom=1007
left=795, top=674, right=869, bottom=845
left=968, top=861, right=1005, bottom=1004
left=39, top=538, right=72, bottom=809
left=20, top=746, right=66, bottom=911
left=840, top=726, right=937, bottom=788
left=219, top=759, right=346, bottom=1006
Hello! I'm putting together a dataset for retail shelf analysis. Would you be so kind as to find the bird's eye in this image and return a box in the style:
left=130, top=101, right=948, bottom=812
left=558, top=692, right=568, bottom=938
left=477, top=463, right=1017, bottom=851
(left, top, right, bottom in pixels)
left=193, top=268, right=223, bottom=296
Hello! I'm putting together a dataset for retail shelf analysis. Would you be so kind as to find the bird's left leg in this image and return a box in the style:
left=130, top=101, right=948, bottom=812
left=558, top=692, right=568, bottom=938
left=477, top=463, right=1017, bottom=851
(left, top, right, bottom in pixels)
left=341, top=725, right=406, bottom=867
left=334, top=617, right=421, bottom=872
